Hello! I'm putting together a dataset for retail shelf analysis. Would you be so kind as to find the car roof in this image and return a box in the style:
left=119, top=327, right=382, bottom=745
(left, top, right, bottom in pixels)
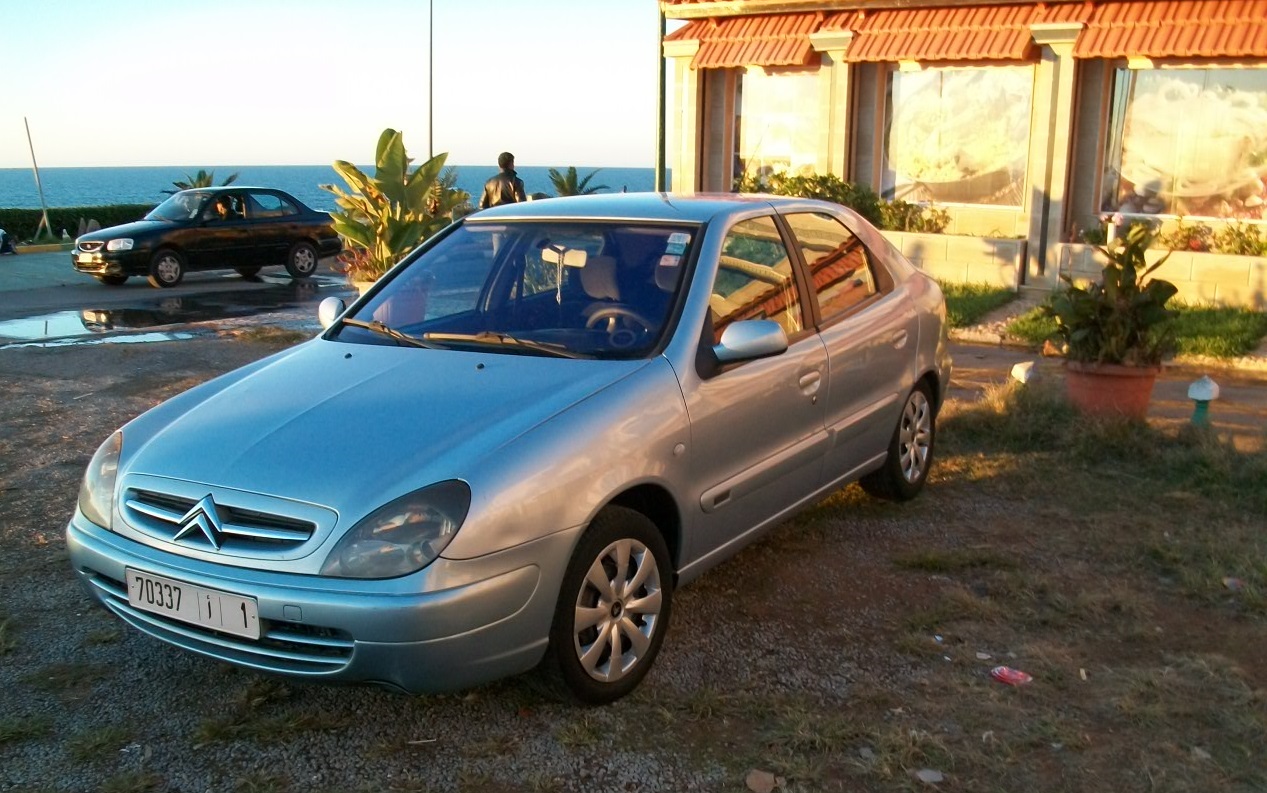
left=465, top=192, right=821, bottom=225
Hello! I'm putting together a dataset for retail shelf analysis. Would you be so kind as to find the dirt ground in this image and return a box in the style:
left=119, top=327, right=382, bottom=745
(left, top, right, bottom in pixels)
left=0, top=334, right=1263, bottom=793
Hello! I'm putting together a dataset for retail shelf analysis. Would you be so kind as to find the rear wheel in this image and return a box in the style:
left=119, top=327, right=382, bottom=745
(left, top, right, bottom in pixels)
left=860, top=381, right=935, bottom=501
left=95, top=274, right=128, bottom=286
left=543, top=506, right=672, bottom=705
left=235, top=266, right=261, bottom=278
left=285, top=241, right=318, bottom=279
left=147, top=249, right=184, bottom=288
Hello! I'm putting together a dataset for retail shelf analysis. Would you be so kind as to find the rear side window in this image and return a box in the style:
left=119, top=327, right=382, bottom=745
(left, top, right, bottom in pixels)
left=711, top=216, right=803, bottom=341
left=783, top=212, right=878, bottom=321
left=249, top=193, right=299, bottom=219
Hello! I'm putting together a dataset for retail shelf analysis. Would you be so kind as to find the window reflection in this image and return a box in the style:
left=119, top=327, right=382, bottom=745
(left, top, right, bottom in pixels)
left=711, top=217, right=803, bottom=341
left=784, top=212, right=877, bottom=319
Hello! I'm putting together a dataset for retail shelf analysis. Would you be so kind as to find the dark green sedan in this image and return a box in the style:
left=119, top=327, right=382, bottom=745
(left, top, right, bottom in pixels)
left=72, top=186, right=342, bottom=288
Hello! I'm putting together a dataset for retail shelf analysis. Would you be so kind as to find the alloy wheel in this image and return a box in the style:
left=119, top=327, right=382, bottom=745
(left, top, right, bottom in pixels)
left=572, top=538, right=664, bottom=683
left=898, top=389, right=932, bottom=483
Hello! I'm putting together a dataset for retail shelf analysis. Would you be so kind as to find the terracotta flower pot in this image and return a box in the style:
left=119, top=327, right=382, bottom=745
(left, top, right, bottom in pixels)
left=1064, top=361, right=1160, bottom=419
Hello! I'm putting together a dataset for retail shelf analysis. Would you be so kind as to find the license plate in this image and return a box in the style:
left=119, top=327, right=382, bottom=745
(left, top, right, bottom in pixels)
left=76, top=253, right=96, bottom=263
left=125, top=569, right=260, bottom=640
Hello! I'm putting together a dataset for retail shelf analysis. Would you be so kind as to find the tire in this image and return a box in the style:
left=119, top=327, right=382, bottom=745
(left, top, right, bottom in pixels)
left=147, top=249, right=185, bottom=288
left=860, top=381, right=936, bottom=502
left=235, top=266, right=261, bottom=278
left=285, top=241, right=319, bottom=279
left=543, top=506, right=672, bottom=705
left=95, top=274, right=128, bottom=286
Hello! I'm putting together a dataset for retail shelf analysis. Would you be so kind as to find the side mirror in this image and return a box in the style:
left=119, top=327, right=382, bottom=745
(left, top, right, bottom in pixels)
left=713, top=319, right=788, bottom=363
left=318, top=296, right=346, bottom=329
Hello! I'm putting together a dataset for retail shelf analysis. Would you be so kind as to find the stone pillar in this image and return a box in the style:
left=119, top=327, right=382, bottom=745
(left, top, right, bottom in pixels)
left=664, top=39, right=702, bottom=194
left=1025, top=23, right=1083, bottom=289
left=809, top=30, right=854, bottom=180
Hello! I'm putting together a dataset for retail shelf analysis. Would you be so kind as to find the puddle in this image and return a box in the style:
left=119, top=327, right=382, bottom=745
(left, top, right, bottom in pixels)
left=1, top=332, right=197, bottom=349
left=0, top=277, right=352, bottom=344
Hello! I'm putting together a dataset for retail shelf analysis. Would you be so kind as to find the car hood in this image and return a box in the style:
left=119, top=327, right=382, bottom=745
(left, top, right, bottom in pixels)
left=79, top=219, right=176, bottom=240
left=124, top=339, right=648, bottom=511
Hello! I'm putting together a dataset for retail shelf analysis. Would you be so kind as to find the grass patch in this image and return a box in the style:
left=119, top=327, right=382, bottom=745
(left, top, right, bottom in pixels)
left=1171, top=303, right=1267, bottom=358
left=67, top=725, right=133, bottom=763
left=23, top=662, right=111, bottom=699
left=939, top=281, right=1017, bottom=328
left=194, top=678, right=349, bottom=744
left=1005, top=303, right=1267, bottom=359
left=0, top=714, right=53, bottom=745
left=0, top=615, right=14, bottom=655
left=894, top=547, right=1017, bottom=573
left=99, top=770, right=163, bottom=793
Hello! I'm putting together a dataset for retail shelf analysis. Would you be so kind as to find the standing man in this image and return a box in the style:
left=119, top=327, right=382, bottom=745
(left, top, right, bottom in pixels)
left=478, top=151, right=527, bottom=209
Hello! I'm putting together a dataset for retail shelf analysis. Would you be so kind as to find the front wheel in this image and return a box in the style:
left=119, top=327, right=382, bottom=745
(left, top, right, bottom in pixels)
left=543, top=506, right=672, bottom=705
left=95, top=274, right=128, bottom=286
left=147, top=249, right=184, bottom=288
left=285, top=241, right=318, bottom=279
left=860, top=381, right=936, bottom=501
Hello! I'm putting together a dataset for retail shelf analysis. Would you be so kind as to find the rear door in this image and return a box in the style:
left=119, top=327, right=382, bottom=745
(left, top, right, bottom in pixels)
left=243, top=190, right=303, bottom=266
left=680, top=215, right=829, bottom=568
left=780, top=210, right=918, bottom=485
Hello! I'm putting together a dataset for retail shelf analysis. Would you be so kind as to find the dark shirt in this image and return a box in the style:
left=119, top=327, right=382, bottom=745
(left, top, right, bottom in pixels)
left=479, top=169, right=527, bottom=209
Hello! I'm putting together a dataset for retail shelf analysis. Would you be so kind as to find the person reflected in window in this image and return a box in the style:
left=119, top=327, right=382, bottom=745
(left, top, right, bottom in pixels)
left=478, top=151, right=527, bottom=209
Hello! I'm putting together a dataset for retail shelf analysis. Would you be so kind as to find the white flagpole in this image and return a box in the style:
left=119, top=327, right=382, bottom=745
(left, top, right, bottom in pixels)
left=24, top=117, right=53, bottom=239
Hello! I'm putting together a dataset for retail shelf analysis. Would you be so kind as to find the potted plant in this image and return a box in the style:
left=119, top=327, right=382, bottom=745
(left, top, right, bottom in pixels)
left=321, top=128, right=468, bottom=292
left=1046, top=223, right=1179, bottom=418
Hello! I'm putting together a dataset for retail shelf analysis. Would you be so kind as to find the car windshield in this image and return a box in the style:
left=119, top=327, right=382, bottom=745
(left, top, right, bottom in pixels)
left=335, top=220, right=696, bottom=359
left=145, top=191, right=212, bottom=221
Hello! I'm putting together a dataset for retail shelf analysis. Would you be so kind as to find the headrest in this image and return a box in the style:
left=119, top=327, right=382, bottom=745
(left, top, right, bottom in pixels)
left=655, top=256, right=681, bottom=293
left=580, top=255, right=620, bottom=300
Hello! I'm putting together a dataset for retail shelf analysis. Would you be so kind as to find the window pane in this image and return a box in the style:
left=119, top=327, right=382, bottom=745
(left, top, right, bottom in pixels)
left=737, top=67, right=822, bottom=181
left=884, top=66, right=1033, bottom=206
left=784, top=212, right=876, bottom=318
left=1102, top=69, right=1267, bottom=219
left=712, top=217, right=803, bottom=340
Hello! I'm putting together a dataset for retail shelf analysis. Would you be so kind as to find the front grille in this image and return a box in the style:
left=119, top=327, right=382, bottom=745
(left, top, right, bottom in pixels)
left=78, top=241, right=105, bottom=253
left=124, top=488, right=316, bottom=552
left=88, top=572, right=354, bottom=674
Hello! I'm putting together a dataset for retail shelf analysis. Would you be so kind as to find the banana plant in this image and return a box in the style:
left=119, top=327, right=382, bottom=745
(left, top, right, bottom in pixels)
left=322, top=129, right=469, bottom=282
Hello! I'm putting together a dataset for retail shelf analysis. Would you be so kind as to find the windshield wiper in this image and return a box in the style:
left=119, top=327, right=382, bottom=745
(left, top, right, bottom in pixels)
left=340, top=318, right=436, bottom=349
left=419, top=331, right=584, bottom=359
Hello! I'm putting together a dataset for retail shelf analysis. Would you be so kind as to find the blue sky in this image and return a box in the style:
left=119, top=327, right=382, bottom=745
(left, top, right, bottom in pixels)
left=0, top=0, right=674, bottom=169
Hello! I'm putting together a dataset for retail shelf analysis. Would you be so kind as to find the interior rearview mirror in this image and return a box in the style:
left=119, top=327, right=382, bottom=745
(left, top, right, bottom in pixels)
left=540, top=245, right=588, bottom=268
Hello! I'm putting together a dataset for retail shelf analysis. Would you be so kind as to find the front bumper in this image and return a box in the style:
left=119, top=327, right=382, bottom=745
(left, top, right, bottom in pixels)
left=66, top=514, right=581, bottom=693
left=71, top=249, right=149, bottom=277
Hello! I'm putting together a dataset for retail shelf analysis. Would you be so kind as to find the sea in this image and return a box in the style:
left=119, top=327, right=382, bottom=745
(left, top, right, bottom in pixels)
left=0, top=164, right=662, bottom=211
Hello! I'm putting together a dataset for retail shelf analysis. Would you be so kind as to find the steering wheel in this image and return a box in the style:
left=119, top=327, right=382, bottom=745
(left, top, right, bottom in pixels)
left=585, top=305, right=655, bottom=334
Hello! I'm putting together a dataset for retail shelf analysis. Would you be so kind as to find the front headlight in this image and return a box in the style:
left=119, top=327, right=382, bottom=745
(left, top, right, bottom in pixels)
left=320, top=481, right=470, bottom=579
left=78, top=432, right=122, bottom=529
left=106, top=238, right=134, bottom=251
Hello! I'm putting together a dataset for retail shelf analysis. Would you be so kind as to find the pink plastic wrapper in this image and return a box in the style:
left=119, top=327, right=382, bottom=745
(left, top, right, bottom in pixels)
left=990, top=666, right=1033, bottom=686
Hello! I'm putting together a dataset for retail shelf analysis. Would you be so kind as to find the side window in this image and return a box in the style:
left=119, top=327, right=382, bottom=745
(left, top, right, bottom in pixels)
left=784, top=212, right=878, bottom=320
left=249, top=193, right=298, bottom=219
left=711, top=216, right=803, bottom=341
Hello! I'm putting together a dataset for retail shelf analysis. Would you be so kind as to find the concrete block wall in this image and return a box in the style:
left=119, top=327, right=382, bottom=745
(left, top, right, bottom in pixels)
left=883, top=231, right=1026, bottom=289
left=1056, top=243, right=1267, bottom=309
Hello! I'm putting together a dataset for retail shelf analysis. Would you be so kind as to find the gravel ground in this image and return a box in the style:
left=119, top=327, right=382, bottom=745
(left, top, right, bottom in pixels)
left=0, top=331, right=983, bottom=793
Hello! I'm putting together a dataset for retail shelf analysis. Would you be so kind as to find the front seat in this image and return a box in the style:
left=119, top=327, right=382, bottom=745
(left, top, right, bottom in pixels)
left=580, top=255, right=622, bottom=330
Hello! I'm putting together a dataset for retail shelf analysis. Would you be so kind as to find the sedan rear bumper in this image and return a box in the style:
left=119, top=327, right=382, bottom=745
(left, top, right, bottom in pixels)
left=66, top=514, right=580, bottom=693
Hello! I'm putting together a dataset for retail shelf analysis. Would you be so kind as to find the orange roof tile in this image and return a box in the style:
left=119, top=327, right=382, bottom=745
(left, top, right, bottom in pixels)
left=1076, top=0, right=1267, bottom=59
left=822, top=3, right=1089, bottom=63
left=666, top=12, right=823, bottom=68
left=666, top=1, right=1267, bottom=67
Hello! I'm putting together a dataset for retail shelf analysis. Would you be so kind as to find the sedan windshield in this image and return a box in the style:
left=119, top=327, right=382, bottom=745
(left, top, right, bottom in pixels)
left=145, top=191, right=211, bottom=222
left=336, top=220, right=696, bottom=359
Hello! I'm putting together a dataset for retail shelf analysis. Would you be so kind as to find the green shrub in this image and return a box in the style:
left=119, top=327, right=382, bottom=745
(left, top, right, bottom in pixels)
left=880, top=199, right=950, bottom=233
left=0, top=205, right=155, bottom=242
left=1211, top=221, right=1267, bottom=256
left=735, top=170, right=883, bottom=227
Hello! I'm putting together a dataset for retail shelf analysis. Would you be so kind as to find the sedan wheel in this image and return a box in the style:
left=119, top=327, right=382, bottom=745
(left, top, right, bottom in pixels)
left=285, top=242, right=318, bottom=279
left=545, top=506, right=672, bottom=704
left=147, top=249, right=185, bottom=288
left=860, top=381, right=935, bottom=501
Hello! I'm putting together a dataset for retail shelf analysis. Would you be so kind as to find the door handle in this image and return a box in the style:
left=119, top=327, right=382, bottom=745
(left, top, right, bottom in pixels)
left=889, top=330, right=909, bottom=349
left=798, top=370, right=821, bottom=395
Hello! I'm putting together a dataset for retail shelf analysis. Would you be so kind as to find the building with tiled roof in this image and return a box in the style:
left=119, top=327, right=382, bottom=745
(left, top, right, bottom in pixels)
left=660, top=0, right=1267, bottom=299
